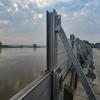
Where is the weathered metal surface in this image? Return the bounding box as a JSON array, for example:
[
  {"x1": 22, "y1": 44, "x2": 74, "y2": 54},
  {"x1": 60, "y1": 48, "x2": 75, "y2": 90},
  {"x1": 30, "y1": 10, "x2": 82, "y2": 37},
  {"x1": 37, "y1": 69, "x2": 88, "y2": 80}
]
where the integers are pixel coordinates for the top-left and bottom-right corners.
[{"x1": 10, "y1": 72, "x2": 52, "y2": 100}]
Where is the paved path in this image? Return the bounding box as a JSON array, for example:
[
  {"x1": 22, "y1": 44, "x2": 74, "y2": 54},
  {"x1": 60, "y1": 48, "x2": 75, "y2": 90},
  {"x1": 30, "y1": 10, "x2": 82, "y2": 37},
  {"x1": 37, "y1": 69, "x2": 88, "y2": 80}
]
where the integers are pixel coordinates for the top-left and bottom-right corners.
[
  {"x1": 93, "y1": 49, "x2": 100, "y2": 100},
  {"x1": 93, "y1": 49, "x2": 100, "y2": 82}
]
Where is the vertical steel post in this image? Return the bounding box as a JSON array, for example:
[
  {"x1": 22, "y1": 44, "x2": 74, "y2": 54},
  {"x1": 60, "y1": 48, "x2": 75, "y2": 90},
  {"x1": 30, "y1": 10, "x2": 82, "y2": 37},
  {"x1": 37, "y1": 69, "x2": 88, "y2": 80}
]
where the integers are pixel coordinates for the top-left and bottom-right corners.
[
  {"x1": 47, "y1": 10, "x2": 62, "y2": 100},
  {"x1": 70, "y1": 34, "x2": 75, "y2": 49},
  {"x1": 47, "y1": 10, "x2": 57, "y2": 71},
  {"x1": 47, "y1": 10, "x2": 57, "y2": 100},
  {"x1": 47, "y1": 11, "x2": 54, "y2": 71}
]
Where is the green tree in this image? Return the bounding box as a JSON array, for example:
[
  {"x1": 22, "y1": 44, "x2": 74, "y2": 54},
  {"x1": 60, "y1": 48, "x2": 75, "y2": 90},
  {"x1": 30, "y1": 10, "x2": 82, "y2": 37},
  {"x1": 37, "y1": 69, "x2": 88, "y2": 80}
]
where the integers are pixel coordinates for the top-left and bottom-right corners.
[{"x1": 33, "y1": 44, "x2": 37, "y2": 48}]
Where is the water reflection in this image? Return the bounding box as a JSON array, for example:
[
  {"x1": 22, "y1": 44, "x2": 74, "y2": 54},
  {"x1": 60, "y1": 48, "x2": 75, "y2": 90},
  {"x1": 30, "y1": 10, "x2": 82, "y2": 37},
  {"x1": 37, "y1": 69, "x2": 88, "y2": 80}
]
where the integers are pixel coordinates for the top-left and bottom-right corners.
[
  {"x1": 0, "y1": 48, "x2": 2, "y2": 54},
  {"x1": 0, "y1": 48, "x2": 46, "y2": 100},
  {"x1": 33, "y1": 47, "x2": 37, "y2": 51}
]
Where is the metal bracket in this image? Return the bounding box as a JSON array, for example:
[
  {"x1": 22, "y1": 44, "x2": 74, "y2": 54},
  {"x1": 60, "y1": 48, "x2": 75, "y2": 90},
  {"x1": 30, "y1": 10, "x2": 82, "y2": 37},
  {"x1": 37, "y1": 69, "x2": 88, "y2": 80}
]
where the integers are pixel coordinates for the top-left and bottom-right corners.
[
  {"x1": 53, "y1": 68, "x2": 63, "y2": 99},
  {"x1": 55, "y1": 15, "x2": 61, "y2": 32}
]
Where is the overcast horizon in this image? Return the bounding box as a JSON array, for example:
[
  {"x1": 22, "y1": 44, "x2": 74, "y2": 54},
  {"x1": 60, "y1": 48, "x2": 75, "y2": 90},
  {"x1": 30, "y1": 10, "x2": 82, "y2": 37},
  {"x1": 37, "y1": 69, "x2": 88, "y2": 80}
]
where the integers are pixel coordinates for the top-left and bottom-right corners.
[{"x1": 0, "y1": 0, "x2": 100, "y2": 45}]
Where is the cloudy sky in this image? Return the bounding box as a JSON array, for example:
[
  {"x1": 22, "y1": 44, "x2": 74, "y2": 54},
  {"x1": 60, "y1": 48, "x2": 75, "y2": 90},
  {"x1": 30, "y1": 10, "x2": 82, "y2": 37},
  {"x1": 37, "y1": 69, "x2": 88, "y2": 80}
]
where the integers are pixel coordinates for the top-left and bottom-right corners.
[{"x1": 0, "y1": 0, "x2": 100, "y2": 45}]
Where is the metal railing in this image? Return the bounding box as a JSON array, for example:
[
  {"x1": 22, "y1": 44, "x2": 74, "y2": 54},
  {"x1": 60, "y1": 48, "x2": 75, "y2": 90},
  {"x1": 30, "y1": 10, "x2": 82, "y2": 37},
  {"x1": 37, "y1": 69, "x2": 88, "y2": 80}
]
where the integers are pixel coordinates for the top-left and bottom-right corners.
[{"x1": 10, "y1": 10, "x2": 96, "y2": 100}]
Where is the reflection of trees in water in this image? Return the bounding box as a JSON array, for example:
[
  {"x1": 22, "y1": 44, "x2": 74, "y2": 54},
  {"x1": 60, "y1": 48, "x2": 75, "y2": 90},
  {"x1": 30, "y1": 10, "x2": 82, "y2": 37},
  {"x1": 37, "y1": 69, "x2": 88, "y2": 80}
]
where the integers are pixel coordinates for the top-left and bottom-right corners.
[
  {"x1": 33, "y1": 47, "x2": 37, "y2": 51},
  {"x1": 0, "y1": 48, "x2": 45, "y2": 99},
  {"x1": 0, "y1": 79, "x2": 29, "y2": 100},
  {"x1": 0, "y1": 41, "x2": 2, "y2": 54},
  {"x1": 0, "y1": 48, "x2": 2, "y2": 54}
]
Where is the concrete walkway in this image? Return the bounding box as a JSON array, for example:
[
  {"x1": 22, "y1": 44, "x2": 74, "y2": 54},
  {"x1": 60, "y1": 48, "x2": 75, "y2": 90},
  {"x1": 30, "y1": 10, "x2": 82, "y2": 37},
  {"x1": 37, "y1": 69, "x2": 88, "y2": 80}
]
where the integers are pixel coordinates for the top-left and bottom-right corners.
[
  {"x1": 93, "y1": 49, "x2": 100, "y2": 82},
  {"x1": 93, "y1": 49, "x2": 100, "y2": 100}
]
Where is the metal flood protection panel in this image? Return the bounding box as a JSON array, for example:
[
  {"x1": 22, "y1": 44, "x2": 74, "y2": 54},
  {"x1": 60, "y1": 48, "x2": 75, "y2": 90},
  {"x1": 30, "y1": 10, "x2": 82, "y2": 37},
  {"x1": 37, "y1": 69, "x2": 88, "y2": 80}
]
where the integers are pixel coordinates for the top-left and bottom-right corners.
[
  {"x1": 48, "y1": 10, "x2": 96, "y2": 100},
  {"x1": 10, "y1": 72, "x2": 52, "y2": 100},
  {"x1": 10, "y1": 10, "x2": 97, "y2": 100}
]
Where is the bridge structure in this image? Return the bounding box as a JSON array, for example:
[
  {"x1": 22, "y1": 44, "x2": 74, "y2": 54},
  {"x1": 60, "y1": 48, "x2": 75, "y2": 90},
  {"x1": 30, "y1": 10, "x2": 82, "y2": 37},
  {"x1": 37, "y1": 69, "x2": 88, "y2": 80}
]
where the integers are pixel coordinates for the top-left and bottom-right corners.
[{"x1": 10, "y1": 10, "x2": 97, "y2": 100}]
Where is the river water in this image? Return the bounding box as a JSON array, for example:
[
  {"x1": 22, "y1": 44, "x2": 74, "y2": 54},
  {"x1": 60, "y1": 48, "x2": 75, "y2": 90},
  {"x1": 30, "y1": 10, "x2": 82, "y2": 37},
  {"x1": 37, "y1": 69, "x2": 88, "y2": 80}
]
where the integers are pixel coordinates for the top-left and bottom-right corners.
[{"x1": 0, "y1": 48, "x2": 46, "y2": 100}]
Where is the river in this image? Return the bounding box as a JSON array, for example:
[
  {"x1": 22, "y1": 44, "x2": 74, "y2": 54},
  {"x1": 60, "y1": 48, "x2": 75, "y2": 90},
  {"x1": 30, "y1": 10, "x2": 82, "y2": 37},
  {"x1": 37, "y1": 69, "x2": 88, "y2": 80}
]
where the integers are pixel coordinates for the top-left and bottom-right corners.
[{"x1": 0, "y1": 48, "x2": 46, "y2": 100}]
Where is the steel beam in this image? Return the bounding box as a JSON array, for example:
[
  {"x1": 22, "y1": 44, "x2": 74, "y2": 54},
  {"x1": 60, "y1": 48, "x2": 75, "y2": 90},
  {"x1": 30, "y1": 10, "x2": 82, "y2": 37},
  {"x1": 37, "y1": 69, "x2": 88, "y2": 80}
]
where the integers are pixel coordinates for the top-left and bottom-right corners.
[{"x1": 58, "y1": 27, "x2": 96, "y2": 100}]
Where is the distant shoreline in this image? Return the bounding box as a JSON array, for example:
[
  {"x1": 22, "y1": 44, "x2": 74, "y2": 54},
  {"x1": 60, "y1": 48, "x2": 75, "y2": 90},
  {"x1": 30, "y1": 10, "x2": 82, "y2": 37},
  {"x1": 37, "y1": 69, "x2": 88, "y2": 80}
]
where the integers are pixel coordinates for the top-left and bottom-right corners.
[
  {"x1": 0, "y1": 45, "x2": 46, "y2": 48},
  {"x1": 96, "y1": 48, "x2": 100, "y2": 50}
]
